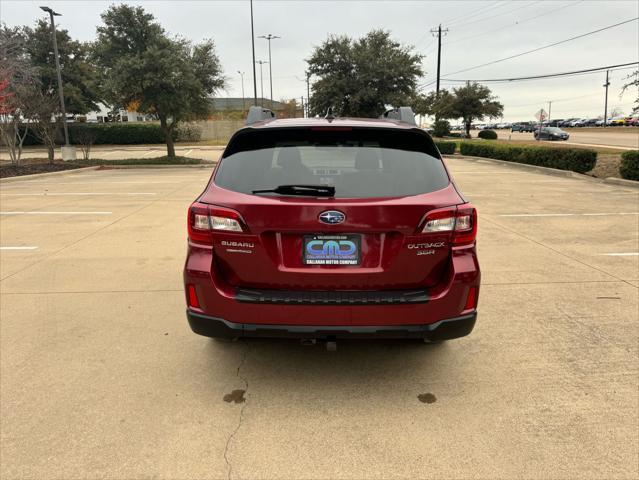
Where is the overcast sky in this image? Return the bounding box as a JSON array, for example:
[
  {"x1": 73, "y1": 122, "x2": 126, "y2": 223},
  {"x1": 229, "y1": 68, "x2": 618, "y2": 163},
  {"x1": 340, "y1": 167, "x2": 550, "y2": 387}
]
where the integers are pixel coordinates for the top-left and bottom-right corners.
[{"x1": 1, "y1": 0, "x2": 638, "y2": 121}]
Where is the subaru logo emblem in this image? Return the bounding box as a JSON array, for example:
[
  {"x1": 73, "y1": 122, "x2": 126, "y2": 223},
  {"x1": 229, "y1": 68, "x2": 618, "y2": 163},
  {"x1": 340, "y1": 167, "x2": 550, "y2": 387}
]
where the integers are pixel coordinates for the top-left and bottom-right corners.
[{"x1": 319, "y1": 210, "x2": 345, "y2": 224}]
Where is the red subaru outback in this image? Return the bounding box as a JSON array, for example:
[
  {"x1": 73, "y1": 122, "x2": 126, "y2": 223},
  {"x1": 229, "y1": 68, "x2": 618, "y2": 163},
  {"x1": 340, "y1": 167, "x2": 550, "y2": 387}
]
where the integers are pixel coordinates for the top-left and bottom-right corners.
[{"x1": 184, "y1": 107, "x2": 479, "y2": 343}]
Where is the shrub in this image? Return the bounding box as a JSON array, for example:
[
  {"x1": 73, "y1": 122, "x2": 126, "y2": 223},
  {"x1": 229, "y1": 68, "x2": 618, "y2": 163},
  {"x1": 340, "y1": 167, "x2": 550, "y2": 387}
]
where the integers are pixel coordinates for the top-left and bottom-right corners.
[
  {"x1": 432, "y1": 120, "x2": 451, "y2": 138},
  {"x1": 478, "y1": 129, "x2": 498, "y2": 140},
  {"x1": 175, "y1": 122, "x2": 202, "y2": 142},
  {"x1": 435, "y1": 141, "x2": 456, "y2": 155},
  {"x1": 619, "y1": 150, "x2": 639, "y2": 180},
  {"x1": 68, "y1": 123, "x2": 171, "y2": 144},
  {"x1": 459, "y1": 142, "x2": 597, "y2": 173}
]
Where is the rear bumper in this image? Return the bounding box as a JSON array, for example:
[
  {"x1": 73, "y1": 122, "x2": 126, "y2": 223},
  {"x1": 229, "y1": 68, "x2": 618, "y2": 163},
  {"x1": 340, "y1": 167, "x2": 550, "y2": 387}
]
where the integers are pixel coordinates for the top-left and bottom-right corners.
[{"x1": 187, "y1": 310, "x2": 477, "y2": 341}]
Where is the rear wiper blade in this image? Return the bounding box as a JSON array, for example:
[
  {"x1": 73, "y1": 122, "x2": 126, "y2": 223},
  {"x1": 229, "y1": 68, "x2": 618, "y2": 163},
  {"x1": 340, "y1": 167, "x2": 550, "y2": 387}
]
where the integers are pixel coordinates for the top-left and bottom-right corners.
[{"x1": 252, "y1": 184, "x2": 336, "y2": 197}]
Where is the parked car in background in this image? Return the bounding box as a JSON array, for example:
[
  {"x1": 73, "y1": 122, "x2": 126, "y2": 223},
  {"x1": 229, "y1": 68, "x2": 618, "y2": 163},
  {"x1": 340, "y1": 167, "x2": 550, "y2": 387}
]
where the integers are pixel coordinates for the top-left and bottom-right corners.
[
  {"x1": 534, "y1": 127, "x2": 569, "y2": 141},
  {"x1": 558, "y1": 118, "x2": 576, "y2": 127},
  {"x1": 546, "y1": 119, "x2": 564, "y2": 127},
  {"x1": 624, "y1": 116, "x2": 638, "y2": 126},
  {"x1": 511, "y1": 122, "x2": 535, "y2": 133},
  {"x1": 610, "y1": 116, "x2": 626, "y2": 126}
]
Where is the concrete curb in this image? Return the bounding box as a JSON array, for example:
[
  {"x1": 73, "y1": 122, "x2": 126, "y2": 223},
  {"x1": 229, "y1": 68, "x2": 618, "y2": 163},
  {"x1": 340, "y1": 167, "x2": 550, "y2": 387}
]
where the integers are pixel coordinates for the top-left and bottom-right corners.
[
  {"x1": 603, "y1": 177, "x2": 639, "y2": 188},
  {"x1": 444, "y1": 154, "x2": 597, "y2": 182},
  {"x1": 0, "y1": 166, "x2": 101, "y2": 184},
  {"x1": 97, "y1": 164, "x2": 215, "y2": 170}
]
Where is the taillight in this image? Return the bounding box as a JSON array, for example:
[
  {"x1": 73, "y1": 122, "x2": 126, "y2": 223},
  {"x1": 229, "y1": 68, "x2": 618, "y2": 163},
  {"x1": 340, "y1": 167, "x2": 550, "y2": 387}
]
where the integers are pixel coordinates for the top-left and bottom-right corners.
[
  {"x1": 453, "y1": 206, "x2": 477, "y2": 246},
  {"x1": 422, "y1": 204, "x2": 477, "y2": 246},
  {"x1": 188, "y1": 202, "x2": 246, "y2": 244}
]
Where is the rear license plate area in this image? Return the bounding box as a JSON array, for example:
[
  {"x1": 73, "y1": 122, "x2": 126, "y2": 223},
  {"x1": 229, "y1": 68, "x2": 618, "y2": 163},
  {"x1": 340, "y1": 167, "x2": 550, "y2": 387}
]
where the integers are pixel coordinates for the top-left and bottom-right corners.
[{"x1": 303, "y1": 234, "x2": 361, "y2": 266}]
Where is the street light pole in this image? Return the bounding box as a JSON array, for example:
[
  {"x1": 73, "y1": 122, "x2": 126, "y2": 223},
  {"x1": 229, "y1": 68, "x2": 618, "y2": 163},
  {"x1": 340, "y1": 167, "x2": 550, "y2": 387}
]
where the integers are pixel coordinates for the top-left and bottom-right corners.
[
  {"x1": 237, "y1": 71, "x2": 246, "y2": 114},
  {"x1": 258, "y1": 34, "x2": 280, "y2": 109},
  {"x1": 40, "y1": 6, "x2": 69, "y2": 147},
  {"x1": 249, "y1": 0, "x2": 257, "y2": 105},
  {"x1": 255, "y1": 61, "x2": 268, "y2": 107}
]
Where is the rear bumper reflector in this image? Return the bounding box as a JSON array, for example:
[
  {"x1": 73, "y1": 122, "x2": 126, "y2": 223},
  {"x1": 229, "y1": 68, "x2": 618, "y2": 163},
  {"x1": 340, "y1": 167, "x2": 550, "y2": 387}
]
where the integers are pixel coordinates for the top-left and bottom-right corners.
[{"x1": 235, "y1": 288, "x2": 429, "y2": 305}]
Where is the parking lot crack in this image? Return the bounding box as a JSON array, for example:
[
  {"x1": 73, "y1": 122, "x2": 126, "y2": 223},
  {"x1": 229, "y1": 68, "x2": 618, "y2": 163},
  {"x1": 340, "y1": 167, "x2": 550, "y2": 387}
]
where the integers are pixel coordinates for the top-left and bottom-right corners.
[{"x1": 223, "y1": 341, "x2": 250, "y2": 480}]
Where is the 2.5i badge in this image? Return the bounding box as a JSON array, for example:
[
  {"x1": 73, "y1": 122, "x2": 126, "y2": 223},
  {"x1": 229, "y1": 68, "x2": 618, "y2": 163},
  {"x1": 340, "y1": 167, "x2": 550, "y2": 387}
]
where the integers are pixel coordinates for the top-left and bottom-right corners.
[{"x1": 303, "y1": 235, "x2": 361, "y2": 265}]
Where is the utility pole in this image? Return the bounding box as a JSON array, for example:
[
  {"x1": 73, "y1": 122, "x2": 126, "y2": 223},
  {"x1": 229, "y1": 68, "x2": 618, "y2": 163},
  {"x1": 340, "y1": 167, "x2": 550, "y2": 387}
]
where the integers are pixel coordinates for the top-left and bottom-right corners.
[
  {"x1": 256, "y1": 61, "x2": 268, "y2": 107},
  {"x1": 300, "y1": 97, "x2": 304, "y2": 118},
  {"x1": 603, "y1": 69, "x2": 610, "y2": 127},
  {"x1": 41, "y1": 6, "x2": 73, "y2": 158},
  {"x1": 547, "y1": 101, "x2": 552, "y2": 125},
  {"x1": 306, "y1": 71, "x2": 310, "y2": 117},
  {"x1": 237, "y1": 71, "x2": 246, "y2": 114},
  {"x1": 430, "y1": 24, "x2": 448, "y2": 94},
  {"x1": 250, "y1": 0, "x2": 257, "y2": 105},
  {"x1": 258, "y1": 34, "x2": 280, "y2": 109},
  {"x1": 295, "y1": 72, "x2": 312, "y2": 117}
]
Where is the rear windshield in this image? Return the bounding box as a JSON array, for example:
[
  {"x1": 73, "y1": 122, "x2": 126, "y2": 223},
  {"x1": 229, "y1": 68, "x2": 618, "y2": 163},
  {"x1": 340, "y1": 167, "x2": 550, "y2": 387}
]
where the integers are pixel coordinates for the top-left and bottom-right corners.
[{"x1": 214, "y1": 127, "x2": 449, "y2": 198}]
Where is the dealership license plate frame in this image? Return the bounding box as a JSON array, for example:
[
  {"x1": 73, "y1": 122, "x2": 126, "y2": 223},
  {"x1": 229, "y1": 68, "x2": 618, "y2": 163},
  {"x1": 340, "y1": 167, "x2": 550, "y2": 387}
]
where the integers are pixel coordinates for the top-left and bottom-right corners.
[{"x1": 302, "y1": 234, "x2": 361, "y2": 266}]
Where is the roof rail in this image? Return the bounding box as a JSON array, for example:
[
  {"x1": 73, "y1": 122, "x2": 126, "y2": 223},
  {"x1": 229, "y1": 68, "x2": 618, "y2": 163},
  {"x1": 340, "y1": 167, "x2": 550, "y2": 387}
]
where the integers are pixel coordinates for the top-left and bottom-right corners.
[
  {"x1": 246, "y1": 106, "x2": 276, "y2": 125},
  {"x1": 380, "y1": 106, "x2": 416, "y2": 126}
]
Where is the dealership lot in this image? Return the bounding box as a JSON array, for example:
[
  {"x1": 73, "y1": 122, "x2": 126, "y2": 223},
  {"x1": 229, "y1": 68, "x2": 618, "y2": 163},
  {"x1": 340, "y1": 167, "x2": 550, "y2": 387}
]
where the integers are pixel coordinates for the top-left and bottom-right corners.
[{"x1": 1, "y1": 160, "x2": 637, "y2": 478}]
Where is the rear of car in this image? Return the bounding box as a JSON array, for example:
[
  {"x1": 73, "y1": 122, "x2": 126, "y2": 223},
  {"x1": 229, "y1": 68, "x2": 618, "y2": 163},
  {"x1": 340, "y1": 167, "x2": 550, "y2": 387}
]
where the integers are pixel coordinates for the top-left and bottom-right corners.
[
  {"x1": 184, "y1": 113, "x2": 480, "y2": 342},
  {"x1": 535, "y1": 127, "x2": 569, "y2": 140}
]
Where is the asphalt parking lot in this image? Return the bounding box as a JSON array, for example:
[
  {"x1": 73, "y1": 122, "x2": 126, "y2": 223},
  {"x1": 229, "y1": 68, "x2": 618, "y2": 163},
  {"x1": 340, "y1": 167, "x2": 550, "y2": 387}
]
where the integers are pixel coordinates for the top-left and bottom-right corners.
[
  {"x1": 483, "y1": 128, "x2": 639, "y2": 150},
  {"x1": 1, "y1": 159, "x2": 638, "y2": 479}
]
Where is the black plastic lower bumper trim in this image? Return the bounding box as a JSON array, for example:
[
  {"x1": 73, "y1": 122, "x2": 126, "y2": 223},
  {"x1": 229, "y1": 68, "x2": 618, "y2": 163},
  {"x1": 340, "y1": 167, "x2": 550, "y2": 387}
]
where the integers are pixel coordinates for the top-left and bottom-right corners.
[
  {"x1": 235, "y1": 287, "x2": 429, "y2": 305},
  {"x1": 186, "y1": 310, "x2": 476, "y2": 341}
]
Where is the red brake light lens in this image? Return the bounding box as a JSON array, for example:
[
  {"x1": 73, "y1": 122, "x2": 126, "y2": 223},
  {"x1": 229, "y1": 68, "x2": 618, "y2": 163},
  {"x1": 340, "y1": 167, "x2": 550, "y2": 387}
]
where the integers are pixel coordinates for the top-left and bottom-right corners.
[
  {"x1": 188, "y1": 203, "x2": 246, "y2": 244},
  {"x1": 421, "y1": 204, "x2": 477, "y2": 246},
  {"x1": 453, "y1": 206, "x2": 477, "y2": 246}
]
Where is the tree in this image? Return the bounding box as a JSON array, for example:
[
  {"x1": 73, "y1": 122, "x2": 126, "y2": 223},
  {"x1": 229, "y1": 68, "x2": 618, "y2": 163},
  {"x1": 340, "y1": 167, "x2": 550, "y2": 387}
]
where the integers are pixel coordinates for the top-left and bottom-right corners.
[
  {"x1": 24, "y1": 19, "x2": 101, "y2": 115},
  {"x1": 280, "y1": 98, "x2": 300, "y2": 118},
  {"x1": 412, "y1": 90, "x2": 456, "y2": 118},
  {"x1": 422, "y1": 82, "x2": 503, "y2": 137},
  {"x1": 621, "y1": 70, "x2": 638, "y2": 114},
  {"x1": 94, "y1": 5, "x2": 224, "y2": 157},
  {"x1": 307, "y1": 30, "x2": 423, "y2": 118},
  {"x1": 610, "y1": 107, "x2": 624, "y2": 117},
  {"x1": 28, "y1": 89, "x2": 60, "y2": 162},
  {"x1": 0, "y1": 25, "x2": 45, "y2": 164}
]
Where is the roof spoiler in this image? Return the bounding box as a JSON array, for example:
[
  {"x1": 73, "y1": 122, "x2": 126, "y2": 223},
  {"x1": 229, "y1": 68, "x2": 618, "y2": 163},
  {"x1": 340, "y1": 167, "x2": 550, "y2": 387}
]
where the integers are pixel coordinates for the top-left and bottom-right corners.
[
  {"x1": 380, "y1": 106, "x2": 417, "y2": 126},
  {"x1": 246, "y1": 106, "x2": 276, "y2": 125}
]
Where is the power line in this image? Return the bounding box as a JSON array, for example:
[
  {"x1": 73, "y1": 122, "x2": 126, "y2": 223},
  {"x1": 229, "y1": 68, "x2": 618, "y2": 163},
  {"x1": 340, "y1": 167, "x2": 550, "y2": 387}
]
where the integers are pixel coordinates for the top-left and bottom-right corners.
[
  {"x1": 445, "y1": 1, "x2": 505, "y2": 28},
  {"x1": 440, "y1": 62, "x2": 639, "y2": 83},
  {"x1": 448, "y1": 1, "x2": 538, "y2": 30},
  {"x1": 444, "y1": 0, "x2": 583, "y2": 46},
  {"x1": 441, "y1": 17, "x2": 638, "y2": 77}
]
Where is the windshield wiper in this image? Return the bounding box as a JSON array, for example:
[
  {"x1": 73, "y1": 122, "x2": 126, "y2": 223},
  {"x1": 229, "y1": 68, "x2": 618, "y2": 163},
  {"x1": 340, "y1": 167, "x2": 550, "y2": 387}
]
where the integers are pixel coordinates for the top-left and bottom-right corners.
[{"x1": 252, "y1": 184, "x2": 336, "y2": 197}]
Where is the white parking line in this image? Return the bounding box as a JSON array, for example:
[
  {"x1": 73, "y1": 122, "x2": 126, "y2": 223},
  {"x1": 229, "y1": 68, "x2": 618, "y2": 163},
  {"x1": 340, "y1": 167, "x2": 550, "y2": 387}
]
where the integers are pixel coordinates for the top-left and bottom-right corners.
[
  {"x1": 0, "y1": 211, "x2": 112, "y2": 215},
  {"x1": 0, "y1": 192, "x2": 156, "y2": 196},
  {"x1": 499, "y1": 213, "x2": 639, "y2": 217},
  {"x1": 452, "y1": 171, "x2": 520, "y2": 174},
  {"x1": 0, "y1": 246, "x2": 39, "y2": 250},
  {"x1": 600, "y1": 253, "x2": 639, "y2": 256}
]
